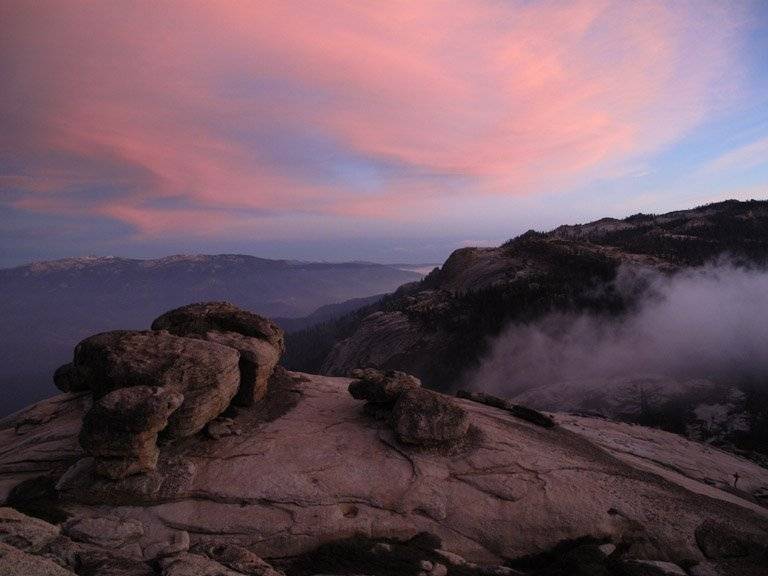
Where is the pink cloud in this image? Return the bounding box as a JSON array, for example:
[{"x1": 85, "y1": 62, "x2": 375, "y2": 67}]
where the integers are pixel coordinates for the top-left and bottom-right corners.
[{"x1": 1, "y1": 1, "x2": 748, "y2": 237}]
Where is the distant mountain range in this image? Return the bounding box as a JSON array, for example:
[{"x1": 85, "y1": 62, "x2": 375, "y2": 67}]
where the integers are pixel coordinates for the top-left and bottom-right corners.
[{"x1": 0, "y1": 254, "x2": 421, "y2": 415}]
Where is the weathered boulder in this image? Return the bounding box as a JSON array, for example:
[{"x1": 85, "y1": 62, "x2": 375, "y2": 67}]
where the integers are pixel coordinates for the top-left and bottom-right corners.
[
  {"x1": 205, "y1": 332, "x2": 281, "y2": 406},
  {"x1": 348, "y1": 368, "x2": 421, "y2": 404},
  {"x1": 79, "y1": 386, "x2": 183, "y2": 479},
  {"x1": 52, "y1": 363, "x2": 87, "y2": 393},
  {"x1": 56, "y1": 330, "x2": 240, "y2": 438},
  {"x1": 151, "y1": 302, "x2": 284, "y2": 351},
  {"x1": 151, "y1": 302, "x2": 285, "y2": 406},
  {"x1": 347, "y1": 368, "x2": 467, "y2": 447},
  {"x1": 391, "y1": 387, "x2": 470, "y2": 446}
]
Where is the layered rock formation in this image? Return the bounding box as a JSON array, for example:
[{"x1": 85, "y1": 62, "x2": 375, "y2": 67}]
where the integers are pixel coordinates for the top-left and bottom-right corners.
[
  {"x1": 1, "y1": 332, "x2": 768, "y2": 575},
  {"x1": 152, "y1": 302, "x2": 285, "y2": 406},
  {"x1": 51, "y1": 302, "x2": 284, "y2": 479}
]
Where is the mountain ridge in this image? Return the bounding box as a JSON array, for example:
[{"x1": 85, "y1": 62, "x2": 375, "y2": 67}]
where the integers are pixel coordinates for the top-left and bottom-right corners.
[
  {"x1": 280, "y1": 200, "x2": 768, "y2": 461},
  {"x1": 312, "y1": 199, "x2": 768, "y2": 381}
]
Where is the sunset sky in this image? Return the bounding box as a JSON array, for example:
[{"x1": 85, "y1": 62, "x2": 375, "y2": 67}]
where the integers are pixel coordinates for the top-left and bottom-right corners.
[{"x1": 2, "y1": 1, "x2": 767, "y2": 266}]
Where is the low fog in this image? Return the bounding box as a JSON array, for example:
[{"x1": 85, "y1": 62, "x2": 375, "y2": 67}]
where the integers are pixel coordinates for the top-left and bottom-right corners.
[{"x1": 470, "y1": 261, "x2": 768, "y2": 396}]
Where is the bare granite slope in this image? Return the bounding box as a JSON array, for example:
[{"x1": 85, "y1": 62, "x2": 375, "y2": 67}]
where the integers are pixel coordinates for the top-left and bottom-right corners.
[{"x1": 1, "y1": 370, "x2": 767, "y2": 575}]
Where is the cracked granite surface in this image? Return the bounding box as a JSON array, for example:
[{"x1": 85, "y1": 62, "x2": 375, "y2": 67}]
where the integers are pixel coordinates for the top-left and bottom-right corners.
[{"x1": 1, "y1": 371, "x2": 767, "y2": 565}]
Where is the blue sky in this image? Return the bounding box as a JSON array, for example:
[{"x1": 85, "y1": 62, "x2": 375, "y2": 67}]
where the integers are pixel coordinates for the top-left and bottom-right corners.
[{"x1": 1, "y1": 1, "x2": 767, "y2": 267}]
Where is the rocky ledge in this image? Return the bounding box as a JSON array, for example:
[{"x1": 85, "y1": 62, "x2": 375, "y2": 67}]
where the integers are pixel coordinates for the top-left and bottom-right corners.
[{"x1": 1, "y1": 304, "x2": 768, "y2": 575}]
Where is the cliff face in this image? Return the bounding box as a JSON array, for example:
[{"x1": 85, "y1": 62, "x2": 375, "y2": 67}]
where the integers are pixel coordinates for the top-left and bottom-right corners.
[
  {"x1": 315, "y1": 200, "x2": 768, "y2": 389},
  {"x1": 2, "y1": 371, "x2": 768, "y2": 575}
]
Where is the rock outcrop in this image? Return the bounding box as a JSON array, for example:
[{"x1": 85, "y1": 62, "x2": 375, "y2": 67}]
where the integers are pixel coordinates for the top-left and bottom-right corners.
[
  {"x1": 152, "y1": 302, "x2": 285, "y2": 405},
  {"x1": 391, "y1": 388, "x2": 470, "y2": 446},
  {"x1": 54, "y1": 330, "x2": 241, "y2": 438},
  {"x1": 49, "y1": 303, "x2": 284, "y2": 479},
  {"x1": 152, "y1": 301, "x2": 285, "y2": 351},
  {"x1": 348, "y1": 368, "x2": 470, "y2": 447},
  {"x1": 79, "y1": 386, "x2": 183, "y2": 479},
  {"x1": 348, "y1": 368, "x2": 421, "y2": 404}
]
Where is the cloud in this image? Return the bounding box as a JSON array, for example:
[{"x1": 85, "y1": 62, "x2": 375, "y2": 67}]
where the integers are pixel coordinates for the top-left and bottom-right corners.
[
  {"x1": 706, "y1": 136, "x2": 768, "y2": 174},
  {"x1": 469, "y1": 262, "x2": 768, "y2": 398},
  {"x1": 0, "y1": 1, "x2": 750, "y2": 238}
]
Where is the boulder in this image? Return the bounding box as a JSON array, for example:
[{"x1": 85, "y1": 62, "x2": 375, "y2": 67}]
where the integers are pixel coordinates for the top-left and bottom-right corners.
[
  {"x1": 204, "y1": 332, "x2": 281, "y2": 406},
  {"x1": 151, "y1": 302, "x2": 284, "y2": 352},
  {"x1": 60, "y1": 330, "x2": 240, "y2": 438},
  {"x1": 391, "y1": 387, "x2": 470, "y2": 446},
  {"x1": 348, "y1": 368, "x2": 421, "y2": 404},
  {"x1": 52, "y1": 363, "x2": 87, "y2": 393},
  {"x1": 79, "y1": 386, "x2": 183, "y2": 479},
  {"x1": 151, "y1": 302, "x2": 285, "y2": 406}
]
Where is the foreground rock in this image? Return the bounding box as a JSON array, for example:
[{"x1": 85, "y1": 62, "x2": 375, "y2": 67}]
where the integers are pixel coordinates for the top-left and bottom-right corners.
[
  {"x1": 348, "y1": 368, "x2": 421, "y2": 404},
  {"x1": 152, "y1": 302, "x2": 285, "y2": 406},
  {"x1": 456, "y1": 390, "x2": 555, "y2": 429},
  {"x1": 48, "y1": 302, "x2": 286, "y2": 480},
  {"x1": 2, "y1": 373, "x2": 768, "y2": 575},
  {"x1": 391, "y1": 388, "x2": 470, "y2": 446},
  {"x1": 79, "y1": 386, "x2": 183, "y2": 479},
  {"x1": 54, "y1": 330, "x2": 241, "y2": 438},
  {"x1": 348, "y1": 368, "x2": 470, "y2": 447},
  {"x1": 152, "y1": 302, "x2": 285, "y2": 351}
]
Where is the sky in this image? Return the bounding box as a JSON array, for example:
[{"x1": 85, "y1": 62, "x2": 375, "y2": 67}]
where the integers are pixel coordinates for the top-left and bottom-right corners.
[{"x1": 1, "y1": 0, "x2": 768, "y2": 267}]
